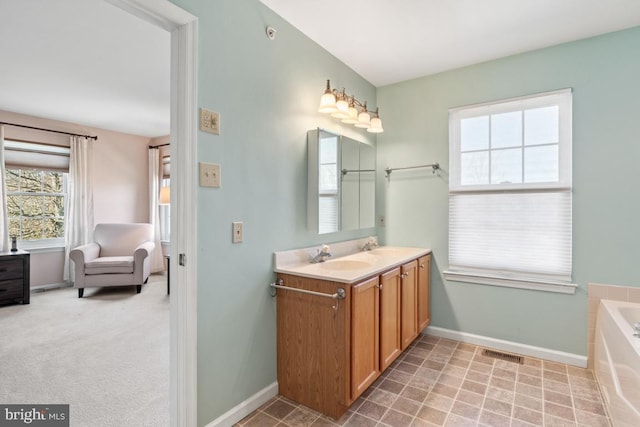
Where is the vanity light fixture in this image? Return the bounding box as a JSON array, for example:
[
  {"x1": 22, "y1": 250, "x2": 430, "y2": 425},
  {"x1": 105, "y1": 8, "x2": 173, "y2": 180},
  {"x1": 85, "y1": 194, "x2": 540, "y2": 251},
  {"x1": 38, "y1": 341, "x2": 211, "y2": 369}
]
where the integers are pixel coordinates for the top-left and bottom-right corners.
[{"x1": 317, "y1": 80, "x2": 384, "y2": 133}]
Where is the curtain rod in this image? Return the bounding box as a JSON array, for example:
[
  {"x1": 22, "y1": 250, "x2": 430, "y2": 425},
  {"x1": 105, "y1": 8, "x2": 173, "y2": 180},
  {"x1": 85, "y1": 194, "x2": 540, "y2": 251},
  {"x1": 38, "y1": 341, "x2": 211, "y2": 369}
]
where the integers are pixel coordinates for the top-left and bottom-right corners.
[
  {"x1": 0, "y1": 122, "x2": 98, "y2": 140},
  {"x1": 148, "y1": 143, "x2": 170, "y2": 149}
]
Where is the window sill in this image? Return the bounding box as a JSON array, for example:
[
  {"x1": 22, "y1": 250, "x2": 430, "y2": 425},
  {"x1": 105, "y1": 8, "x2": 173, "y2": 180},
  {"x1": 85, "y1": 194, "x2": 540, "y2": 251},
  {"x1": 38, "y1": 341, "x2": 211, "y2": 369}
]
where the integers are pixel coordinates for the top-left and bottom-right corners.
[
  {"x1": 443, "y1": 270, "x2": 577, "y2": 294},
  {"x1": 17, "y1": 242, "x2": 65, "y2": 253}
]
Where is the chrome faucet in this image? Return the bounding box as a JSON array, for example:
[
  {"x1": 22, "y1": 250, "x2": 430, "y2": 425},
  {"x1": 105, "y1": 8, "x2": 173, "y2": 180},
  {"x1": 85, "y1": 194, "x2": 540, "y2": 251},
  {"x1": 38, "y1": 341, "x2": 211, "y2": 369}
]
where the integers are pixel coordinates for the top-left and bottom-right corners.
[
  {"x1": 311, "y1": 245, "x2": 332, "y2": 263},
  {"x1": 361, "y1": 237, "x2": 378, "y2": 251},
  {"x1": 634, "y1": 322, "x2": 640, "y2": 337}
]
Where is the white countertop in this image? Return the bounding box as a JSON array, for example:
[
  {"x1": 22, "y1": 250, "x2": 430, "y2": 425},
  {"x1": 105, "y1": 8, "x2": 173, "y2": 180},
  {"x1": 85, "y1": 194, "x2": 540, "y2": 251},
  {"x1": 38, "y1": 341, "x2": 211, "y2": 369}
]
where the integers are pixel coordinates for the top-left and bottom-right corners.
[{"x1": 274, "y1": 243, "x2": 431, "y2": 284}]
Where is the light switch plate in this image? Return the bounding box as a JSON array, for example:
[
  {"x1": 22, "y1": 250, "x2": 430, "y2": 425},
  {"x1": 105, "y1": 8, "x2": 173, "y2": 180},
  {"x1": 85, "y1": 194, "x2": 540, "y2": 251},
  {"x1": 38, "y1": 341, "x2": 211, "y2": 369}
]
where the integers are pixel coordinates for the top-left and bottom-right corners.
[
  {"x1": 199, "y1": 162, "x2": 221, "y2": 188},
  {"x1": 232, "y1": 222, "x2": 243, "y2": 243},
  {"x1": 200, "y1": 108, "x2": 220, "y2": 134}
]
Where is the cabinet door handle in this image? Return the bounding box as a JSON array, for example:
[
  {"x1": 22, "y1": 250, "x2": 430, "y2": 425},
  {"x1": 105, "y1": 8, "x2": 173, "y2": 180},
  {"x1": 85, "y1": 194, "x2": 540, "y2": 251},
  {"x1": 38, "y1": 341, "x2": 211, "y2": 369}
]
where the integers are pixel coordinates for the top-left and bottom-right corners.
[
  {"x1": 420, "y1": 264, "x2": 425, "y2": 269},
  {"x1": 377, "y1": 283, "x2": 382, "y2": 290}
]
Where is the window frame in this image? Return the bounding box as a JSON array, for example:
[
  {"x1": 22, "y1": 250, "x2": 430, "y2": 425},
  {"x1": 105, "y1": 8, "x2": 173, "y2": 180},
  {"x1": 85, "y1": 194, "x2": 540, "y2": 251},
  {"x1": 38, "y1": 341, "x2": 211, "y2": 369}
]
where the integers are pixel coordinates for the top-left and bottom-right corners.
[
  {"x1": 449, "y1": 88, "x2": 572, "y2": 193},
  {"x1": 444, "y1": 89, "x2": 576, "y2": 294},
  {"x1": 6, "y1": 168, "x2": 68, "y2": 250}
]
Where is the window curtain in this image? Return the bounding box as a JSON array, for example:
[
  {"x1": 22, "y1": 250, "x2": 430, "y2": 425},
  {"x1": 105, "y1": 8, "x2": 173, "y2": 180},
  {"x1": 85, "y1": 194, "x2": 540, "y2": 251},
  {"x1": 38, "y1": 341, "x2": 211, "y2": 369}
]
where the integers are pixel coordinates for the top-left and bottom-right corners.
[
  {"x1": 0, "y1": 126, "x2": 10, "y2": 251},
  {"x1": 64, "y1": 136, "x2": 94, "y2": 282},
  {"x1": 149, "y1": 148, "x2": 164, "y2": 273}
]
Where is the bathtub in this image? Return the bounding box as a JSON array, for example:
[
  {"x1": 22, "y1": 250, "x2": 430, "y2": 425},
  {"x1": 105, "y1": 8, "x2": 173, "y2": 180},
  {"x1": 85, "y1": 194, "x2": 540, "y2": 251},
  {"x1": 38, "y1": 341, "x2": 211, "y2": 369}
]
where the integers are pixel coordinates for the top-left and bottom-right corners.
[{"x1": 594, "y1": 299, "x2": 640, "y2": 427}]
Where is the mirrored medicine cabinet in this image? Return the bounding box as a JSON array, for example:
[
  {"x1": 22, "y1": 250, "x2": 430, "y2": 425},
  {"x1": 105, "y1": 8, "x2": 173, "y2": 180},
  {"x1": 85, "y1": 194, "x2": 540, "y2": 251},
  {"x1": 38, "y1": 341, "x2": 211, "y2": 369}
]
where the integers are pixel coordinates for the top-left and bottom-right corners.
[{"x1": 307, "y1": 128, "x2": 376, "y2": 234}]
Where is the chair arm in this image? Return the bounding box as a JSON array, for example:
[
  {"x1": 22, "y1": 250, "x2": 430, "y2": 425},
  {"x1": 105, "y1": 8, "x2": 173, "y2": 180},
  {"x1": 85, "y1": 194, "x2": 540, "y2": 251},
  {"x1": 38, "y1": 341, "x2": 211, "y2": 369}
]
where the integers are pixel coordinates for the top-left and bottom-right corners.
[
  {"x1": 133, "y1": 241, "x2": 155, "y2": 284},
  {"x1": 134, "y1": 241, "x2": 155, "y2": 264},
  {"x1": 69, "y1": 242, "x2": 101, "y2": 265},
  {"x1": 69, "y1": 243, "x2": 100, "y2": 288}
]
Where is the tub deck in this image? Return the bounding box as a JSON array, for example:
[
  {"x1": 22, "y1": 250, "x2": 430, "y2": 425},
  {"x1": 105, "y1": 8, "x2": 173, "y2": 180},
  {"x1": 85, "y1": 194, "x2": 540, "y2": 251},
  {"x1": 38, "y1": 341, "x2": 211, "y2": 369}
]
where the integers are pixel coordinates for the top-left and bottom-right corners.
[{"x1": 594, "y1": 299, "x2": 640, "y2": 426}]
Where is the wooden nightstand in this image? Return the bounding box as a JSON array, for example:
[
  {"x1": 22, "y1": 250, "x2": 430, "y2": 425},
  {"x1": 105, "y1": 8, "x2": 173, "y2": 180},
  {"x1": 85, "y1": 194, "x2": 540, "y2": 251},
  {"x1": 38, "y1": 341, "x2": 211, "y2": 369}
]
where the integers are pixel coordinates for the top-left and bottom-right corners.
[{"x1": 0, "y1": 250, "x2": 30, "y2": 306}]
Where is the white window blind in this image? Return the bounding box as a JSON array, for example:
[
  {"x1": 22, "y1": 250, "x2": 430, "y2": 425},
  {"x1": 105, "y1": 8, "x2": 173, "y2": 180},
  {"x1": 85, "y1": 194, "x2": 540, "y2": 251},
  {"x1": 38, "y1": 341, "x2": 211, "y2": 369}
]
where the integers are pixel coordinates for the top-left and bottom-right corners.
[
  {"x1": 4, "y1": 140, "x2": 70, "y2": 172},
  {"x1": 318, "y1": 196, "x2": 338, "y2": 234},
  {"x1": 446, "y1": 89, "x2": 575, "y2": 292}
]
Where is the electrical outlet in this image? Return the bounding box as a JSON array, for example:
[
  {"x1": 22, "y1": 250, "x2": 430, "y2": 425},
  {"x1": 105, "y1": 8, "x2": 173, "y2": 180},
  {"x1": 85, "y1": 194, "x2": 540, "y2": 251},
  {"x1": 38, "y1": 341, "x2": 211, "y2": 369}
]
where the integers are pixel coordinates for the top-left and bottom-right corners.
[
  {"x1": 232, "y1": 222, "x2": 243, "y2": 243},
  {"x1": 200, "y1": 108, "x2": 220, "y2": 134},
  {"x1": 378, "y1": 215, "x2": 386, "y2": 227},
  {"x1": 199, "y1": 162, "x2": 221, "y2": 188}
]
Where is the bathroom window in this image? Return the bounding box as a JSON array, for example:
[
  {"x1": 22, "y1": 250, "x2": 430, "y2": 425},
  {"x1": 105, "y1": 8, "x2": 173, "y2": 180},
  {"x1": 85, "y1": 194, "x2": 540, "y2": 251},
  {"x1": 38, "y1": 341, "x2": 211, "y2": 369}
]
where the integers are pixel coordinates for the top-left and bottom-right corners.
[{"x1": 445, "y1": 89, "x2": 576, "y2": 293}]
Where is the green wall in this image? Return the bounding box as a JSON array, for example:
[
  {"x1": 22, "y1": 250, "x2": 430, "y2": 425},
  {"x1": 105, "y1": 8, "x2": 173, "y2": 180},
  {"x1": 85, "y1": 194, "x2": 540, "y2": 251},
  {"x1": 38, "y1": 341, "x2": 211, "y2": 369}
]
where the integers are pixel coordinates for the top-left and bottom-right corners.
[
  {"x1": 169, "y1": 0, "x2": 640, "y2": 422},
  {"x1": 169, "y1": 0, "x2": 376, "y2": 424},
  {"x1": 376, "y1": 26, "x2": 640, "y2": 356}
]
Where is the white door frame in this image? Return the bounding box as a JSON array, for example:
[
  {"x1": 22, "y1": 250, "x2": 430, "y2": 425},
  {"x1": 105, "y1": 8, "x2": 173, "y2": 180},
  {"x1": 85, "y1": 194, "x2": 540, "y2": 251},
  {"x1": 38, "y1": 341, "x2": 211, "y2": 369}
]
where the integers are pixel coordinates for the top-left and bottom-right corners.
[{"x1": 105, "y1": 1, "x2": 198, "y2": 426}]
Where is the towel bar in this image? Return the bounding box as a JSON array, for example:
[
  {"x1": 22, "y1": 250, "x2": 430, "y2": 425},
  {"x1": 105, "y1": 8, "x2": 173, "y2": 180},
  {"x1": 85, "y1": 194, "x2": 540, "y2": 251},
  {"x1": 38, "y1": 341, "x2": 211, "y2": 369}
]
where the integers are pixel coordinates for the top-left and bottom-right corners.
[{"x1": 269, "y1": 279, "x2": 346, "y2": 300}]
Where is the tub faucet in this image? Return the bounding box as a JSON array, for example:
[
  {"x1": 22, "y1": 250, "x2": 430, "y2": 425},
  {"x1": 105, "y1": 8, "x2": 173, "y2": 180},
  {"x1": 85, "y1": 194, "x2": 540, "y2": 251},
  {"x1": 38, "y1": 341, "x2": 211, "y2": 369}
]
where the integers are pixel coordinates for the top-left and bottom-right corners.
[
  {"x1": 634, "y1": 322, "x2": 640, "y2": 337},
  {"x1": 311, "y1": 245, "x2": 332, "y2": 263}
]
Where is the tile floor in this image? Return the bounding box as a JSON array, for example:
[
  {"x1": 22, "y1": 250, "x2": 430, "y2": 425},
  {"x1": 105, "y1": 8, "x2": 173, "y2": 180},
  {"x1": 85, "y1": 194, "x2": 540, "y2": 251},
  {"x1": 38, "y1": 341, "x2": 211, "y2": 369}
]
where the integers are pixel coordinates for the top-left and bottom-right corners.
[{"x1": 235, "y1": 335, "x2": 611, "y2": 427}]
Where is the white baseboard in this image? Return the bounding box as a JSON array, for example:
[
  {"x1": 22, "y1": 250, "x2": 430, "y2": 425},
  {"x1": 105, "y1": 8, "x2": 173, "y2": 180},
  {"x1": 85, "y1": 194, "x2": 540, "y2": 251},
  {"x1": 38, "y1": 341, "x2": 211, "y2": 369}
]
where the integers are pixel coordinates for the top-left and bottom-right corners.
[
  {"x1": 31, "y1": 282, "x2": 72, "y2": 292},
  {"x1": 424, "y1": 326, "x2": 588, "y2": 368},
  {"x1": 204, "y1": 382, "x2": 278, "y2": 427}
]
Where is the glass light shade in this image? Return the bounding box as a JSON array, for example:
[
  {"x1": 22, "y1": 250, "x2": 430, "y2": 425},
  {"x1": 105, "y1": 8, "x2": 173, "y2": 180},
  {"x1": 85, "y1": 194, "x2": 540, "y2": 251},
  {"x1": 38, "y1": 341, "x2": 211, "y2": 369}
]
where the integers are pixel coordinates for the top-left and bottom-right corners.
[
  {"x1": 355, "y1": 111, "x2": 371, "y2": 128},
  {"x1": 318, "y1": 92, "x2": 337, "y2": 113},
  {"x1": 159, "y1": 186, "x2": 170, "y2": 204},
  {"x1": 367, "y1": 117, "x2": 384, "y2": 133},
  {"x1": 341, "y1": 106, "x2": 359, "y2": 124},
  {"x1": 331, "y1": 98, "x2": 350, "y2": 118}
]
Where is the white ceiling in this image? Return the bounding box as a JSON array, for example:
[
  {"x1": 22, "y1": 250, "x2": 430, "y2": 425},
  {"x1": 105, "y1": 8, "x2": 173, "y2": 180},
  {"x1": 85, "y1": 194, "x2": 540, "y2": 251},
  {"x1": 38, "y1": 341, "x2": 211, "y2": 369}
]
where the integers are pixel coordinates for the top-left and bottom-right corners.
[
  {"x1": 2, "y1": 1, "x2": 639, "y2": 138},
  {"x1": 0, "y1": 0, "x2": 170, "y2": 138},
  {"x1": 260, "y1": 0, "x2": 640, "y2": 87}
]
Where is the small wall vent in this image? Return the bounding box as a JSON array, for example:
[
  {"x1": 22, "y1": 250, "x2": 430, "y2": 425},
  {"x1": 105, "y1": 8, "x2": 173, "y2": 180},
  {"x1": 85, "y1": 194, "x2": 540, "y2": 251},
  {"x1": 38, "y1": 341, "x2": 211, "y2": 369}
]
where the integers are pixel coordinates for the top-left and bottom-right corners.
[{"x1": 481, "y1": 349, "x2": 524, "y2": 364}]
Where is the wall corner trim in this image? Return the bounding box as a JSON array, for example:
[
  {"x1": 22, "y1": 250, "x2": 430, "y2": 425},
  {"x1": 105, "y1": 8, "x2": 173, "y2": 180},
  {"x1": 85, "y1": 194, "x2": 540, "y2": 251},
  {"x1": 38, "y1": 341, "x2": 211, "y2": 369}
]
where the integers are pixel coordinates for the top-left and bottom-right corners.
[
  {"x1": 204, "y1": 382, "x2": 278, "y2": 427},
  {"x1": 424, "y1": 326, "x2": 588, "y2": 368}
]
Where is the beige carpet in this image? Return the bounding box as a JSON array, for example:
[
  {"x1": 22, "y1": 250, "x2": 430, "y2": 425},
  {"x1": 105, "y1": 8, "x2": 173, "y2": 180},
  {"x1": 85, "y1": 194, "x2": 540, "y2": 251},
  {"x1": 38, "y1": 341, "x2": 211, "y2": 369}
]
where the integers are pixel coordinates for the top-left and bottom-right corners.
[{"x1": 0, "y1": 274, "x2": 169, "y2": 427}]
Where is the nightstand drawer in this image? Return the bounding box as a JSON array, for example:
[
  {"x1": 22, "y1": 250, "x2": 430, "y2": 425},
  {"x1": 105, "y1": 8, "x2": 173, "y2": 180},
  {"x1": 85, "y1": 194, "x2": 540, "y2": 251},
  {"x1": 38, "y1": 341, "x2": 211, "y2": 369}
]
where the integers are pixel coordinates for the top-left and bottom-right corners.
[
  {"x1": 0, "y1": 258, "x2": 25, "y2": 280},
  {"x1": 0, "y1": 279, "x2": 25, "y2": 300},
  {"x1": 0, "y1": 251, "x2": 30, "y2": 306}
]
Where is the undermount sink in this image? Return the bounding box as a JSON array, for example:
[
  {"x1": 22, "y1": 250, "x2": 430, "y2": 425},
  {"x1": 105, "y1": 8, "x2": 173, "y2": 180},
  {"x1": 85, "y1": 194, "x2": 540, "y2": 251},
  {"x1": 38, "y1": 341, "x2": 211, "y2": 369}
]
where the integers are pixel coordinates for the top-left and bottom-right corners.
[
  {"x1": 319, "y1": 260, "x2": 372, "y2": 271},
  {"x1": 366, "y1": 247, "x2": 406, "y2": 256}
]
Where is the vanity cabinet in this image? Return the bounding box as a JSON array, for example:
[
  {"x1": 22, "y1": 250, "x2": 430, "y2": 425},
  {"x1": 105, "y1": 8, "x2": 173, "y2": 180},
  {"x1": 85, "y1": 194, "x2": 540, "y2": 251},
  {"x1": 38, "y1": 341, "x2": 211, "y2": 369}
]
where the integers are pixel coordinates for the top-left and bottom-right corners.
[{"x1": 276, "y1": 253, "x2": 431, "y2": 419}]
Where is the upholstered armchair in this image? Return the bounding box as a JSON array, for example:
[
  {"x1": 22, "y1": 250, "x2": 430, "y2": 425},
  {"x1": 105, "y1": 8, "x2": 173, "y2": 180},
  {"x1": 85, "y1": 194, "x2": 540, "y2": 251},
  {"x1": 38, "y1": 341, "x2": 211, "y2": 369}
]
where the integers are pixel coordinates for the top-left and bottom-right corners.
[{"x1": 69, "y1": 223, "x2": 155, "y2": 298}]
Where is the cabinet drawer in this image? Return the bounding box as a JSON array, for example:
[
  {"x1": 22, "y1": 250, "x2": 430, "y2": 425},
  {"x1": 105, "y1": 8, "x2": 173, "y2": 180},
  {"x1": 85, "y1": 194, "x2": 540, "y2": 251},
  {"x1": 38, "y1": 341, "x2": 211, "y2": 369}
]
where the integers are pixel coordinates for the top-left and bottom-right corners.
[
  {"x1": 0, "y1": 279, "x2": 25, "y2": 300},
  {"x1": 0, "y1": 258, "x2": 24, "y2": 280}
]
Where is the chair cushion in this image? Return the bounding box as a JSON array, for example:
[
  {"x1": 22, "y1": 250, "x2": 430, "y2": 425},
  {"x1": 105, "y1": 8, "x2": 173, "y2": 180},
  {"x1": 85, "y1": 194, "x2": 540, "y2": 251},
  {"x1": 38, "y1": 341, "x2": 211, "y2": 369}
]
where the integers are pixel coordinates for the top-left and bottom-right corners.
[
  {"x1": 85, "y1": 256, "x2": 134, "y2": 274},
  {"x1": 93, "y1": 223, "x2": 154, "y2": 257}
]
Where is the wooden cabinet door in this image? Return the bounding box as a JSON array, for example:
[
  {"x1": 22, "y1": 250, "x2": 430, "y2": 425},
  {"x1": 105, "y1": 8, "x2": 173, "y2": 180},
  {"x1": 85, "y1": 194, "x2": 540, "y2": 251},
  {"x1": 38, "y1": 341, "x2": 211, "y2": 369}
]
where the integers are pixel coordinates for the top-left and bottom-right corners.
[
  {"x1": 417, "y1": 254, "x2": 431, "y2": 332},
  {"x1": 379, "y1": 267, "x2": 401, "y2": 371},
  {"x1": 400, "y1": 260, "x2": 418, "y2": 350},
  {"x1": 276, "y1": 274, "x2": 349, "y2": 419},
  {"x1": 351, "y1": 276, "x2": 380, "y2": 399}
]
